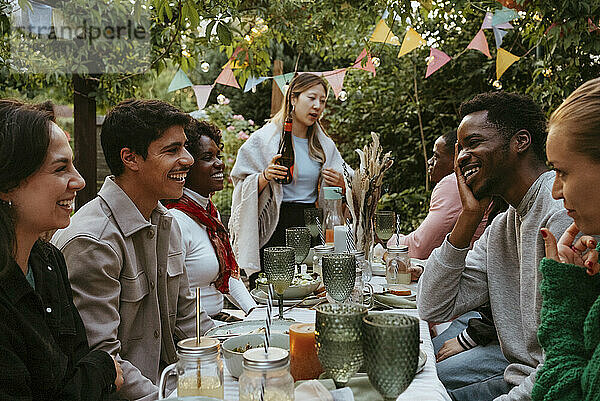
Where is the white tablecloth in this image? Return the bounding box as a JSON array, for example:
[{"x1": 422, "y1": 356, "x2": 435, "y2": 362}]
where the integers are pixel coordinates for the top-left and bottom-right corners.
[{"x1": 216, "y1": 276, "x2": 451, "y2": 401}]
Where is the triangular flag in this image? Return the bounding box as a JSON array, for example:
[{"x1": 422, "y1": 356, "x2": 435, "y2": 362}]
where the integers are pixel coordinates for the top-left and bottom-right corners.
[
  {"x1": 352, "y1": 48, "x2": 376, "y2": 76},
  {"x1": 467, "y1": 30, "x2": 492, "y2": 58},
  {"x1": 192, "y1": 85, "x2": 213, "y2": 110},
  {"x1": 495, "y1": 21, "x2": 514, "y2": 30},
  {"x1": 496, "y1": 48, "x2": 520, "y2": 80},
  {"x1": 243, "y1": 76, "x2": 269, "y2": 93},
  {"x1": 370, "y1": 19, "x2": 399, "y2": 45},
  {"x1": 493, "y1": 26, "x2": 509, "y2": 48},
  {"x1": 167, "y1": 69, "x2": 193, "y2": 92},
  {"x1": 301, "y1": 71, "x2": 324, "y2": 76},
  {"x1": 588, "y1": 17, "x2": 600, "y2": 33},
  {"x1": 215, "y1": 67, "x2": 240, "y2": 89},
  {"x1": 425, "y1": 48, "x2": 451, "y2": 78},
  {"x1": 492, "y1": 7, "x2": 519, "y2": 27},
  {"x1": 323, "y1": 68, "x2": 347, "y2": 99},
  {"x1": 481, "y1": 12, "x2": 493, "y2": 30},
  {"x1": 273, "y1": 73, "x2": 295, "y2": 94},
  {"x1": 398, "y1": 28, "x2": 427, "y2": 57}
]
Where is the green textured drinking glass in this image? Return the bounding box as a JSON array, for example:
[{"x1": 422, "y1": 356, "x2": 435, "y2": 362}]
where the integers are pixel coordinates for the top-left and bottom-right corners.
[
  {"x1": 375, "y1": 211, "x2": 396, "y2": 248},
  {"x1": 286, "y1": 227, "x2": 311, "y2": 271},
  {"x1": 322, "y1": 253, "x2": 356, "y2": 303},
  {"x1": 362, "y1": 313, "x2": 420, "y2": 400},
  {"x1": 315, "y1": 303, "x2": 368, "y2": 388},
  {"x1": 304, "y1": 207, "x2": 324, "y2": 241},
  {"x1": 263, "y1": 246, "x2": 295, "y2": 320}
]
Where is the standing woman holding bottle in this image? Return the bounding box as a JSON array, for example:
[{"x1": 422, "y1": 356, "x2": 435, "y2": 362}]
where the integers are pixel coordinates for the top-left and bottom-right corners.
[{"x1": 229, "y1": 73, "x2": 347, "y2": 286}]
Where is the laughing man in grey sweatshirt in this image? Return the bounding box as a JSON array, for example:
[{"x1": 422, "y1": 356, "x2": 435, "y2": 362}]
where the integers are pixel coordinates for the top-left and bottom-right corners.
[{"x1": 418, "y1": 92, "x2": 572, "y2": 401}]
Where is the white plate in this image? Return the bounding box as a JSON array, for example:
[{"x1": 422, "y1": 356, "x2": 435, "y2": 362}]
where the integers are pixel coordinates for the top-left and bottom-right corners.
[
  {"x1": 205, "y1": 319, "x2": 295, "y2": 337},
  {"x1": 250, "y1": 288, "x2": 323, "y2": 307}
]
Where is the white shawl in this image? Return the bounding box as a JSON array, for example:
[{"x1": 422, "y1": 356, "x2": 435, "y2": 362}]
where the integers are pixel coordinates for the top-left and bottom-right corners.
[{"x1": 229, "y1": 122, "x2": 347, "y2": 274}]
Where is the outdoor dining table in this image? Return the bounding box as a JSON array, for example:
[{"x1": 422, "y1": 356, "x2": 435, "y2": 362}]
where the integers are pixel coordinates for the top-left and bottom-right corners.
[{"x1": 214, "y1": 275, "x2": 452, "y2": 401}]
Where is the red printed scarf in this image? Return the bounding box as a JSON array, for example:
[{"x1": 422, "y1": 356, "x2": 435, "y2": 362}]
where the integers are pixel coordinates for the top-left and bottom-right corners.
[{"x1": 166, "y1": 195, "x2": 239, "y2": 294}]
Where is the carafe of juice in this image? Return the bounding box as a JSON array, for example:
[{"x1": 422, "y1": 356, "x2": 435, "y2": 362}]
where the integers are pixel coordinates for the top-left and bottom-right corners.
[{"x1": 323, "y1": 186, "x2": 343, "y2": 245}]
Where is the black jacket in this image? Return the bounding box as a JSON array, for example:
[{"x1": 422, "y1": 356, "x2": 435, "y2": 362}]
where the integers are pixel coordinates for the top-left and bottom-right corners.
[{"x1": 0, "y1": 240, "x2": 116, "y2": 401}]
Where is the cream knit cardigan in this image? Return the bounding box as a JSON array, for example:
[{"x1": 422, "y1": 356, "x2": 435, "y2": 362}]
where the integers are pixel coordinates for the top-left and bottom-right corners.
[{"x1": 229, "y1": 121, "x2": 347, "y2": 275}]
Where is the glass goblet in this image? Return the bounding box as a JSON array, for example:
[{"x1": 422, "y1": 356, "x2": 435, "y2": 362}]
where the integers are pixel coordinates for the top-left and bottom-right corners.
[
  {"x1": 304, "y1": 207, "x2": 324, "y2": 245},
  {"x1": 322, "y1": 253, "x2": 356, "y2": 304},
  {"x1": 375, "y1": 211, "x2": 396, "y2": 249},
  {"x1": 362, "y1": 313, "x2": 420, "y2": 400},
  {"x1": 263, "y1": 246, "x2": 295, "y2": 320},
  {"x1": 285, "y1": 227, "x2": 311, "y2": 274},
  {"x1": 315, "y1": 303, "x2": 367, "y2": 388}
]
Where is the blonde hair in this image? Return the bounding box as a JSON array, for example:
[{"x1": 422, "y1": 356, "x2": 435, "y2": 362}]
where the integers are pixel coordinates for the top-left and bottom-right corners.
[
  {"x1": 271, "y1": 73, "x2": 327, "y2": 164},
  {"x1": 549, "y1": 77, "x2": 600, "y2": 162}
]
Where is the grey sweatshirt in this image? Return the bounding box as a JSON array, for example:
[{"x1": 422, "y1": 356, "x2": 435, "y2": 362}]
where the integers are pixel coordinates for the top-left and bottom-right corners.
[{"x1": 418, "y1": 171, "x2": 572, "y2": 401}]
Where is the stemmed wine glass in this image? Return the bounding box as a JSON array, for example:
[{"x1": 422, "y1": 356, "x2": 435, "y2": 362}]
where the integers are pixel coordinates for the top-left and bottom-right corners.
[
  {"x1": 375, "y1": 211, "x2": 396, "y2": 250},
  {"x1": 286, "y1": 227, "x2": 311, "y2": 274},
  {"x1": 263, "y1": 246, "x2": 296, "y2": 320},
  {"x1": 321, "y1": 253, "x2": 356, "y2": 304},
  {"x1": 304, "y1": 207, "x2": 324, "y2": 245}
]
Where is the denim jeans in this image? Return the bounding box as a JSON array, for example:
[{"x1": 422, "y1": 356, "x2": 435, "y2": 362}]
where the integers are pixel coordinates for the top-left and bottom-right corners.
[{"x1": 432, "y1": 312, "x2": 511, "y2": 401}]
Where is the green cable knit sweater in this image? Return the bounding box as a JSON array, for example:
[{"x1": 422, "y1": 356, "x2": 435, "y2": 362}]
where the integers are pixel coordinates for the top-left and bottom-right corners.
[{"x1": 532, "y1": 257, "x2": 600, "y2": 401}]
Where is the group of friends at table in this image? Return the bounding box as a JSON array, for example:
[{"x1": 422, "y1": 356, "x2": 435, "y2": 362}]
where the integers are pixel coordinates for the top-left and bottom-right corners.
[{"x1": 1, "y1": 71, "x2": 599, "y2": 401}]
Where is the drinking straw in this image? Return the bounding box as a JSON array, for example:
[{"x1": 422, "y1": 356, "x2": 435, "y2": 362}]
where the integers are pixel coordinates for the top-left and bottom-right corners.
[
  {"x1": 315, "y1": 215, "x2": 325, "y2": 246},
  {"x1": 195, "y1": 287, "x2": 202, "y2": 388},
  {"x1": 261, "y1": 284, "x2": 274, "y2": 401},
  {"x1": 346, "y1": 218, "x2": 356, "y2": 252},
  {"x1": 396, "y1": 214, "x2": 401, "y2": 246}
]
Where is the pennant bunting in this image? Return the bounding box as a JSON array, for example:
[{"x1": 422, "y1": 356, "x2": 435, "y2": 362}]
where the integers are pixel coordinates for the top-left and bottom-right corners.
[
  {"x1": 492, "y1": 7, "x2": 519, "y2": 27},
  {"x1": 496, "y1": 48, "x2": 520, "y2": 80},
  {"x1": 481, "y1": 12, "x2": 493, "y2": 30},
  {"x1": 273, "y1": 72, "x2": 295, "y2": 94},
  {"x1": 192, "y1": 85, "x2": 213, "y2": 110},
  {"x1": 352, "y1": 48, "x2": 376, "y2": 76},
  {"x1": 467, "y1": 30, "x2": 492, "y2": 58},
  {"x1": 493, "y1": 27, "x2": 510, "y2": 48},
  {"x1": 398, "y1": 28, "x2": 426, "y2": 57},
  {"x1": 425, "y1": 48, "x2": 451, "y2": 78},
  {"x1": 323, "y1": 68, "x2": 347, "y2": 99},
  {"x1": 302, "y1": 71, "x2": 324, "y2": 76},
  {"x1": 370, "y1": 19, "x2": 399, "y2": 45},
  {"x1": 588, "y1": 18, "x2": 600, "y2": 33},
  {"x1": 215, "y1": 67, "x2": 240, "y2": 89},
  {"x1": 243, "y1": 76, "x2": 270, "y2": 93},
  {"x1": 495, "y1": 21, "x2": 514, "y2": 30},
  {"x1": 167, "y1": 69, "x2": 193, "y2": 92}
]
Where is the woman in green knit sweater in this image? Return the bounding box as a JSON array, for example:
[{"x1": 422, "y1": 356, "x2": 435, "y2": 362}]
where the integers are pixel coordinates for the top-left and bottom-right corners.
[{"x1": 532, "y1": 77, "x2": 600, "y2": 401}]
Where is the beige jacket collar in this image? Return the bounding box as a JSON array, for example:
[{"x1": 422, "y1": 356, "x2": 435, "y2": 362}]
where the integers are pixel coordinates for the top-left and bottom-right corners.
[{"x1": 98, "y1": 176, "x2": 171, "y2": 237}]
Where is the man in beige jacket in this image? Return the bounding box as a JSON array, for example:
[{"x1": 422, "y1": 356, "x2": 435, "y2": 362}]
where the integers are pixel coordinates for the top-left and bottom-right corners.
[{"x1": 53, "y1": 99, "x2": 214, "y2": 400}]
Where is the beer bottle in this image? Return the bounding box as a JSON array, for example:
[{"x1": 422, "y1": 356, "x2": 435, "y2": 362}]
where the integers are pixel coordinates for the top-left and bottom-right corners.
[{"x1": 275, "y1": 117, "x2": 294, "y2": 184}]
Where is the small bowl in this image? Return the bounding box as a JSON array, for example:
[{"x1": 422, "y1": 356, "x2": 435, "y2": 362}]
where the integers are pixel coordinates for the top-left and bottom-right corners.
[
  {"x1": 222, "y1": 333, "x2": 290, "y2": 379},
  {"x1": 256, "y1": 272, "x2": 321, "y2": 299}
]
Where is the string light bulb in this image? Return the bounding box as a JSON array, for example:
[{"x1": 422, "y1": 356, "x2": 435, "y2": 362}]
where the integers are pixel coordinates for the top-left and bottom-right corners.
[
  {"x1": 390, "y1": 36, "x2": 400, "y2": 45},
  {"x1": 426, "y1": 55, "x2": 435, "y2": 65},
  {"x1": 200, "y1": 62, "x2": 210, "y2": 72},
  {"x1": 338, "y1": 90, "x2": 348, "y2": 101},
  {"x1": 372, "y1": 57, "x2": 381, "y2": 67},
  {"x1": 217, "y1": 94, "x2": 227, "y2": 105},
  {"x1": 492, "y1": 80, "x2": 502, "y2": 89}
]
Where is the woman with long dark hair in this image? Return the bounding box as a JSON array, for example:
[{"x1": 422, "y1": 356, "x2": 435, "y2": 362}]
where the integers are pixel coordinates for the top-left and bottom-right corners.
[
  {"x1": 0, "y1": 100, "x2": 123, "y2": 399},
  {"x1": 229, "y1": 73, "x2": 347, "y2": 285}
]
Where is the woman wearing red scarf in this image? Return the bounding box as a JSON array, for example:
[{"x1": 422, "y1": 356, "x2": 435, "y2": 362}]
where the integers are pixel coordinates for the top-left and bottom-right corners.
[{"x1": 166, "y1": 119, "x2": 256, "y2": 321}]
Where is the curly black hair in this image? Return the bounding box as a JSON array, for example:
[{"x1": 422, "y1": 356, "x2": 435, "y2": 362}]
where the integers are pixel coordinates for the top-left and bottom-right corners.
[
  {"x1": 459, "y1": 92, "x2": 547, "y2": 161},
  {"x1": 101, "y1": 99, "x2": 191, "y2": 176},
  {"x1": 184, "y1": 119, "x2": 223, "y2": 158}
]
